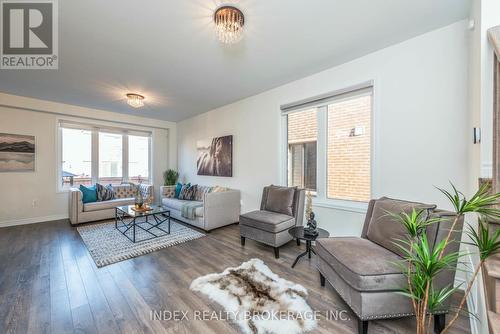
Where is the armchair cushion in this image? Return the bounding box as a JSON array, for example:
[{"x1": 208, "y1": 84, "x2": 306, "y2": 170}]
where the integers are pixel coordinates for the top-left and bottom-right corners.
[
  {"x1": 366, "y1": 197, "x2": 436, "y2": 257},
  {"x1": 240, "y1": 210, "x2": 295, "y2": 233},
  {"x1": 264, "y1": 186, "x2": 296, "y2": 216},
  {"x1": 316, "y1": 237, "x2": 406, "y2": 291}
]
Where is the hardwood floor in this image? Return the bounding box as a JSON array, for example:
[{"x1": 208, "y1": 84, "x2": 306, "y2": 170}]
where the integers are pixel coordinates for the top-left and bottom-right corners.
[{"x1": 0, "y1": 220, "x2": 470, "y2": 334}]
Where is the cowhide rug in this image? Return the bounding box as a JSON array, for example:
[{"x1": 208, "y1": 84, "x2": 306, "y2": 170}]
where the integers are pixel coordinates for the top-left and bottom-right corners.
[{"x1": 190, "y1": 258, "x2": 317, "y2": 334}]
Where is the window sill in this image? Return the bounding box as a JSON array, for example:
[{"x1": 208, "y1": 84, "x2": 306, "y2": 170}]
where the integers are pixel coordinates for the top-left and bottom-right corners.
[{"x1": 312, "y1": 199, "x2": 368, "y2": 213}]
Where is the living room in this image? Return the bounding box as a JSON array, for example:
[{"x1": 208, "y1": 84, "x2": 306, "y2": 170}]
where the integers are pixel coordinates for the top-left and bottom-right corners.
[{"x1": 1, "y1": 1, "x2": 500, "y2": 333}]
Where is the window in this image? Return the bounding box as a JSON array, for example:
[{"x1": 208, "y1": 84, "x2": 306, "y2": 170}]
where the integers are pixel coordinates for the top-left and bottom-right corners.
[
  {"x1": 61, "y1": 128, "x2": 92, "y2": 187},
  {"x1": 287, "y1": 109, "x2": 317, "y2": 191},
  {"x1": 129, "y1": 135, "x2": 150, "y2": 183},
  {"x1": 99, "y1": 132, "x2": 123, "y2": 185},
  {"x1": 284, "y1": 86, "x2": 372, "y2": 204},
  {"x1": 327, "y1": 94, "x2": 371, "y2": 202},
  {"x1": 59, "y1": 122, "x2": 151, "y2": 190}
]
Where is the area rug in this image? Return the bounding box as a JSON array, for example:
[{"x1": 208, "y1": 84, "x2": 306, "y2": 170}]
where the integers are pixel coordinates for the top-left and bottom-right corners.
[
  {"x1": 77, "y1": 220, "x2": 205, "y2": 267},
  {"x1": 190, "y1": 258, "x2": 317, "y2": 334}
]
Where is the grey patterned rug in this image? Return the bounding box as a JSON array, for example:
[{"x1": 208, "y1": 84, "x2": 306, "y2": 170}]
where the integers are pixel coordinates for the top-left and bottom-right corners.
[{"x1": 77, "y1": 220, "x2": 205, "y2": 267}]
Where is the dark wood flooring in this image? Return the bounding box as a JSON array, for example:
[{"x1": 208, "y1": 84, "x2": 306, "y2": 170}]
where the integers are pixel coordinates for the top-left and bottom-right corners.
[{"x1": 0, "y1": 220, "x2": 470, "y2": 334}]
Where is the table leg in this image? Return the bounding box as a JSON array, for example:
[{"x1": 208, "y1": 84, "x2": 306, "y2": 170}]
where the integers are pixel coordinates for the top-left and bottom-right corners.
[
  {"x1": 307, "y1": 240, "x2": 312, "y2": 259},
  {"x1": 133, "y1": 218, "x2": 136, "y2": 243}
]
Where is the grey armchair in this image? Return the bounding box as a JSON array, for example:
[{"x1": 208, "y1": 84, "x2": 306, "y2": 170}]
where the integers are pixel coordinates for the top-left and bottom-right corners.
[
  {"x1": 240, "y1": 185, "x2": 305, "y2": 258},
  {"x1": 315, "y1": 197, "x2": 463, "y2": 334}
]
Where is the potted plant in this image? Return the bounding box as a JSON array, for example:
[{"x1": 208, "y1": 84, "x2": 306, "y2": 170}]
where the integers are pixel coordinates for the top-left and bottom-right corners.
[
  {"x1": 393, "y1": 183, "x2": 500, "y2": 333},
  {"x1": 163, "y1": 169, "x2": 179, "y2": 186},
  {"x1": 162, "y1": 169, "x2": 179, "y2": 199}
]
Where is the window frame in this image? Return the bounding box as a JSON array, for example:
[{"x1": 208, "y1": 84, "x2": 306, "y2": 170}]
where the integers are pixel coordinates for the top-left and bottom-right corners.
[
  {"x1": 56, "y1": 120, "x2": 152, "y2": 192},
  {"x1": 281, "y1": 84, "x2": 376, "y2": 213}
]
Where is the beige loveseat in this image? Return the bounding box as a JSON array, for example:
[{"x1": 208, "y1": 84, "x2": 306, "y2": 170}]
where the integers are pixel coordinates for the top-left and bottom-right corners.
[
  {"x1": 160, "y1": 185, "x2": 240, "y2": 231},
  {"x1": 69, "y1": 184, "x2": 153, "y2": 225}
]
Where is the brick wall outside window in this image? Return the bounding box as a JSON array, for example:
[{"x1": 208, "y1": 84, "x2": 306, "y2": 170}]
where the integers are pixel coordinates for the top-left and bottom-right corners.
[{"x1": 327, "y1": 95, "x2": 371, "y2": 202}]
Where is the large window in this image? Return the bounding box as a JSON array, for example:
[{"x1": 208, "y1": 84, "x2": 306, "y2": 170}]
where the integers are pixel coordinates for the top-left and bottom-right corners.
[
  {"x1": 59, "y1": 122, "x2": 151, "y2": 190},
  {"x1": 285, "y1": 86, "x2": 372, "y2": 203}
]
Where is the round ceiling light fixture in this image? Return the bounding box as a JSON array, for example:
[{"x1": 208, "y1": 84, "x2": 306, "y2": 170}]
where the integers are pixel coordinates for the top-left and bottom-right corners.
[
  {"x1": 126, "y1": 93, "x2": 145, "y2": 108},
  {"x1": 214, "y1": 5, "x2": 244, "y2": 44}
]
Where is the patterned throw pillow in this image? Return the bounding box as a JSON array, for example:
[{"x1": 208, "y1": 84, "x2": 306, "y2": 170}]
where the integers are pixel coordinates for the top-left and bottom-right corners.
[
  {"x1": 96, "y1": 183, "x2": 115, "y2": 201},
  {"x1": 194, "y1": 185, "x2": 213, "y2": 201},
  {"x1": 179, "y1": 184, "x2": 197, "y2": 200},
  {"x1": 162, "y1": 186, "x2": 176, "y2": 199}
]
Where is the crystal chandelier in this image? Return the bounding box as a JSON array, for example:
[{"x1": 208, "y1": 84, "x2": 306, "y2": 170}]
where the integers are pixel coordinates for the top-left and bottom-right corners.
[
  {"x1": 126, "y1": 93, "x2": 145, "y2": 108},
  {"x1": 214, "y1": 6, "x2": 244, "y2": 44}
]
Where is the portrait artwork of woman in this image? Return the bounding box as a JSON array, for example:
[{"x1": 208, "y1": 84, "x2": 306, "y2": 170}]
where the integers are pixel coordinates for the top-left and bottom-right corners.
[{"x1": 196, "y1": 135, "x2": 232, "y2": 177}]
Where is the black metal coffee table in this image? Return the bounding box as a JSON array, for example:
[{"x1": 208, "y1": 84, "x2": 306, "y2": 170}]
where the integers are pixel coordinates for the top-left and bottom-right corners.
[
  {"x1": 289, "y1": 226, "x2": 330, "y2": 268},
  {"x1": 115, "y1": 205, "x2": 170, "y2": 243}
]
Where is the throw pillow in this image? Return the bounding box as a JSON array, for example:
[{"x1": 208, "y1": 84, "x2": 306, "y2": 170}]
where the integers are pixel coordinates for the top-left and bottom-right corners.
[
  {"x1": 163, "y1": 186, "x2": 176, "y2": 198},
  {"x1": 175, "y1": 182, "x2": 184, "y2": 198},
  {"x1": 179, "y1": 184, "x2": 197, "y2": 200},
  {"x1": 195, "y1": 185, "x2": 213, "y2": 201},
  {"x1": 96, "y1": 183, "x2": 115, "y2": 201},
  {"x1": 265, "y1": 185, "x2": 296, "y2": 216},
  {"x1": 80, "y1": 184, "x2": 97, "y2": 203}
]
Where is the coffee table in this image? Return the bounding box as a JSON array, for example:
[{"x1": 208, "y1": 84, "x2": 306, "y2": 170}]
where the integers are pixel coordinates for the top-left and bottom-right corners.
[
  {"x1": 115, "y1": 205, "x2": 170, "y2": 243},
  {"x1": 288, "y1": 226, "x2": 330, "y2": 268}
]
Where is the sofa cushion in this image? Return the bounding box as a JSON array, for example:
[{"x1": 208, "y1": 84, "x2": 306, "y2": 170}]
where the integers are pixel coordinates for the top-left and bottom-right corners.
[
  {"x1": 113, "y1": 185, "x2": 136, "y2": 199},
  {"x1": 162, "y1": 198, "x2": 204, "y2": 217},
  {"x1": 264, "y1": 186, "x2": 296, "y2": 216},
  {"x1": 240, "y1": 210, "x2": 295, "y2": 233},
  {"x1": 366, "y1": 197, "x2": 436, "y2": 257},
  {"x1": 83, "y1": 198, "x2": 134, "y2": 212},
  {"x1": 316, "y1": 237, "x2": 406, "y2": 291}
]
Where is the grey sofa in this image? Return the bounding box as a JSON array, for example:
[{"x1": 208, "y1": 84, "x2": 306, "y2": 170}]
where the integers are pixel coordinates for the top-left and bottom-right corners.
[
  {"x1": 316, "y1": 197, "x2": 463, "y2": 334},
  {"x1": 240, "y1": 185, "x2": 305, "y2": 258},
  {"x1": 160, "y1": 186, "x2": 240, "y2": 231},
  {"x1": 69, "y1": 184, "x2": 153, "y2": 225}
]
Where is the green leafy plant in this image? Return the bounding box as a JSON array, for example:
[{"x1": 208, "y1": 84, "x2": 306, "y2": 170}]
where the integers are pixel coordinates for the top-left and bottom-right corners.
[
  {"x1": 393, "y1": 182, "x2": 500, "y2": 334},
  {"x1": 163, "y1": 169, "x2": 179, "y2": 186}
]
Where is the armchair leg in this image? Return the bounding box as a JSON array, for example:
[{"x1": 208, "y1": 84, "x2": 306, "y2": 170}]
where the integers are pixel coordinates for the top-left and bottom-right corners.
[
  {"x1": 240, "y1": 236, "x2": 245, "y2": 246},
  {"x1": 296, "y1": 239, "x2": 301, "y2": 246},
  {"x1": 434, "y1": 314, "x2": 445, "y2": 334},
  {"x1": 358, "y1": 319, "x2": 368, "y2": 334},
  {"x1": 319, "y1": 272, "x2": 325, "y2": 287},
  {"x1": 274, "y1": 247, "x2": 279, "y2": 259}
]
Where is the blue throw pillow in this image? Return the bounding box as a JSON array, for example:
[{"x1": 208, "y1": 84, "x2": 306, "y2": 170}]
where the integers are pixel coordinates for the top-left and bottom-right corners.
[
  {"x1": 80, "y1": 184, "x2": 97, "y2": 203},
  {"x1": 175, "y1": 183, "x2": 183, "y2": 198}
]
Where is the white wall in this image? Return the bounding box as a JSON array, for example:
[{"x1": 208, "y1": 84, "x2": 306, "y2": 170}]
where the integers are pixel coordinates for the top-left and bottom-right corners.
[
  {"x1": 0, "y1": 93, "x2": 177, "y2": 226},
  {"x1": 178, "y1": 20, "x2": 470, "y2": 237}
]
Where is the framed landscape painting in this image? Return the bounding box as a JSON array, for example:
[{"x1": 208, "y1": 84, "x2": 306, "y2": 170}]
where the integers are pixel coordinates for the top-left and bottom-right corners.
[
  {"x1": 197, "y1": 135, "x2": 232, "y2": 177},
  {"x1": 0, "y1": 133, "x2": 35, "y2": 172}
]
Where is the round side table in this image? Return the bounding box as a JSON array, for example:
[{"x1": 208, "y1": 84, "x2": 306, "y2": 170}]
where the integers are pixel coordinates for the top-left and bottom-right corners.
[{"x1": 288, "y1": 226, "x2": 330, "y2": 268}]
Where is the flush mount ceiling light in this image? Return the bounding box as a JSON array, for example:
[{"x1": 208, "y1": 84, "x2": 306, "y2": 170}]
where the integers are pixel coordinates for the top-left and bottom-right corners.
[
  {"x1": 126, "y1": 93, "x2": 145, "y2": 108},
  {"x1": 214, "y1": 5, "x2": 244, "y2": 44}
]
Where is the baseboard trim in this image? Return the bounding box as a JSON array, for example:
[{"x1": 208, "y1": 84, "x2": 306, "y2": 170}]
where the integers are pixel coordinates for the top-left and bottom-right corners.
[{"x1": 0, "y1": 214, "x2": 69, "y2": 228}]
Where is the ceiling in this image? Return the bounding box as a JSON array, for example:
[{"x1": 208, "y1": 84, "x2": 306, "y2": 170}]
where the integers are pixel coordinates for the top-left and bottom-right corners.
[{"x1": 0, "y1": 0, "x2": 471, "y2": 122}]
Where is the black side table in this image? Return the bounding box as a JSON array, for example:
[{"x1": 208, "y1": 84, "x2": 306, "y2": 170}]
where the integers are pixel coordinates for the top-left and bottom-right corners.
[{"x1": 288, "y1": 226, "x2": 330, "y2": 268}]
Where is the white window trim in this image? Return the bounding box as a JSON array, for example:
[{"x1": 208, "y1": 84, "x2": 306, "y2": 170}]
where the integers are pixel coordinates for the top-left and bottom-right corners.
[
  {"x1": 56, "y1": 119, "x2": 153, "y2": 193},
  {"x1": 281, "y1": 81, "x2": 378, "y2": 213}
]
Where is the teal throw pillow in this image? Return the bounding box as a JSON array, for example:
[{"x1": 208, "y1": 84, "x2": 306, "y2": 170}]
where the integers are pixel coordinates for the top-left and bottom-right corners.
[{"x1": 80, "y1": 184, "x2": 97, "y2": 203}]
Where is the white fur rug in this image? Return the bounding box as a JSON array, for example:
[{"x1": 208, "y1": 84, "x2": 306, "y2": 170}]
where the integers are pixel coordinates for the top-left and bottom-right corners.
[{"x1": 190, "y1": 258, "x2": 317, "y2": 334}]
